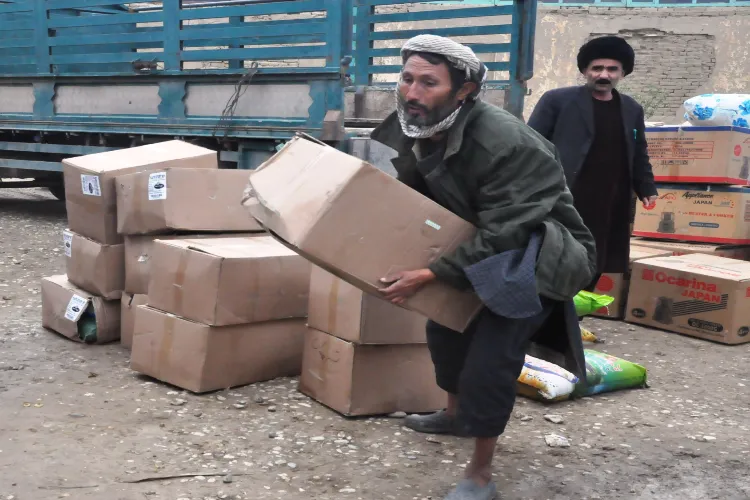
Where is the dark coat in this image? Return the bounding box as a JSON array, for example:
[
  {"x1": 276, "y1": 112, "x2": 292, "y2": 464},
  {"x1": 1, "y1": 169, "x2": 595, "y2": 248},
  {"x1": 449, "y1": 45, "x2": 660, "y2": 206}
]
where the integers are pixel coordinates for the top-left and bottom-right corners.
[
  {"x1": 370, "y1": 100, "x2": 596, "y2": 379},
  {"x1": 527, "y1": 86, "x2": 658, "y2": 274}
]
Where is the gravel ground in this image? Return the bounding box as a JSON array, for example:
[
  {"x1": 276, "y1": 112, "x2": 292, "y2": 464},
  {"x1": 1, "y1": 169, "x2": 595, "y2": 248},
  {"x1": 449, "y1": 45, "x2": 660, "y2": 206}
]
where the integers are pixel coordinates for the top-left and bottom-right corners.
[{"x1": 0, "y1": 188, "x2": 749, "y2": 500}]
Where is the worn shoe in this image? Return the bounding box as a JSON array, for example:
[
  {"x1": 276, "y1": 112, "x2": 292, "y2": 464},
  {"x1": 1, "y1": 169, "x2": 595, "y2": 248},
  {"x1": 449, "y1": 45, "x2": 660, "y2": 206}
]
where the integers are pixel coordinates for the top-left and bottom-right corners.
[
  {"x1": 404, "y1": 409, "x2": 469, "y2": 436},
  {"x1": 444, "y1": 479, "x2": 498, "y2": 500}
]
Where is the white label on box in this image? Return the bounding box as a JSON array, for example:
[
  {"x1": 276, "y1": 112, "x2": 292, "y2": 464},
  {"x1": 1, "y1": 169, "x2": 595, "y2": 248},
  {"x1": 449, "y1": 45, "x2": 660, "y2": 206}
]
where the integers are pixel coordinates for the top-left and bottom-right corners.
[
  {"x1": 80, "y1": 175, "x2": 101, "y2": 196},
  {"x1": 148, "y1": 172, "x2": 167, "y2": 201},
  {"x1": 63, "y1": 230, "x2": 73, "y2": 257},
  {"x1": 425, "y1": 219, "x2": 441, "y2": 231},
  {"x1": 64, "y1": 295, "x2": 90, "y2": 322}
]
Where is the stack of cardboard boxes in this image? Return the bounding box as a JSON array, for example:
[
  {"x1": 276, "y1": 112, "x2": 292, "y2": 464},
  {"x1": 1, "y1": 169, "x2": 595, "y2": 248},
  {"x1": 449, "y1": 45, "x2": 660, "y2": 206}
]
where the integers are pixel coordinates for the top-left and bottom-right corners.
[
  {"x1": 299, "y1": 267, "x2": 445, "y2": 416},
  {"x1": 129, "y1": 235, "x2": 311, "y2": 393},
  {"x1": 42, "y1": 141, "x2": 220, "y2": 344},
  {"x1": 115, "y1": 163, "x2": 266, "y2": 347},
  {"x1": 616, "y1": 125, "x2": 750, "y2": 344},
  {"x1": 244, "y1": 135, "x2": 487, "y2": 414}
]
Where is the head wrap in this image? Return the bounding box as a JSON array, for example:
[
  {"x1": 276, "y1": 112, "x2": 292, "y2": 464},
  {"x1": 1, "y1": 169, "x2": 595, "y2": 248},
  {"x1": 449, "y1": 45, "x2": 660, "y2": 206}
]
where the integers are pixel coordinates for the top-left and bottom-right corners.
[
  {"x1": 577, "y1": 36, "x2": 635, "y2": 76},
  {"x1": 397, "y1": 35, "x2": 487, "y2": 139}
]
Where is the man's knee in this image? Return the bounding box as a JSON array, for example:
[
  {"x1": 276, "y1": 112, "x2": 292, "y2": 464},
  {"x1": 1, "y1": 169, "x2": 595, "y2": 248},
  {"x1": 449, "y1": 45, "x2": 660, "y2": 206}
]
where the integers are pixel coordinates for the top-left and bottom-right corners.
[{"x1": 426, "y1": 320, "x2": 468, "y2": 395}]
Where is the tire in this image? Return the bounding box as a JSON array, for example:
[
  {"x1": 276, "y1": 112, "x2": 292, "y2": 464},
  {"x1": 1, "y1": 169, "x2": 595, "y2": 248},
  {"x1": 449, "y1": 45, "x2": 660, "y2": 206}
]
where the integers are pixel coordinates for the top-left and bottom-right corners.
[{"x1": 47, "y1": 183, "x2": 66, "y2": 201}]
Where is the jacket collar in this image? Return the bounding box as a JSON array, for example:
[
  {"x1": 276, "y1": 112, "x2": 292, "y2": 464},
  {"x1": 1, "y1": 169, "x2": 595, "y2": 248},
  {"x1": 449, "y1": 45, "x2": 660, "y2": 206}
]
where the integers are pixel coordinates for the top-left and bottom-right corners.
[{"x1": 371, "y1": 101, "x2": 478, "y2": 160}]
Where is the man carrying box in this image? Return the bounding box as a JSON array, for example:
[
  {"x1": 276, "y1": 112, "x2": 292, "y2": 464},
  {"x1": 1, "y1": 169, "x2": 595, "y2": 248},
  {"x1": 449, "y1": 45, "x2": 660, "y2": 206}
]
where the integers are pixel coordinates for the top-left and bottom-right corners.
[{"x1": 370, "y1": 35, "x2": 597, "y2": 500}]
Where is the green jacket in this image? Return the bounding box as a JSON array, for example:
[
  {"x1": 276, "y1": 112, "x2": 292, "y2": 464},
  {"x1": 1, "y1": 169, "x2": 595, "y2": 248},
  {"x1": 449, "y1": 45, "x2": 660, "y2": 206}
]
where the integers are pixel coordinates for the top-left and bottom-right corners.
[{"x1": 371, "y1": 100, "x2": 597, "y2": 301}]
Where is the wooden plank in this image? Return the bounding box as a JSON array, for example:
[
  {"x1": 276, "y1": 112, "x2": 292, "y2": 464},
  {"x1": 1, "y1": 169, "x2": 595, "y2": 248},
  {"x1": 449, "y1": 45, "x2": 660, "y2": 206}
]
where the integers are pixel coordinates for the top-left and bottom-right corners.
[
  {"x1": 368, "y1": 42, "x2": 511, "y2": 57},
  {"x1": 179, "y1": 44, "x2": 328, "y2": 62},
  {"x1": 180, "y1": 21, "x2": 328, "y2": 41},
  {"x1": 48, "y1": 11, "x2": 161, "y2": 29},
  {"x1": 369, "y1": 24, "x2": 513, "y2": 40},
  {"x1": 367, "y1": 6, "x2": 514, "y2": 23},
  {"x1": 180, "y1": 0, "x2": 327, "y2": 20}
]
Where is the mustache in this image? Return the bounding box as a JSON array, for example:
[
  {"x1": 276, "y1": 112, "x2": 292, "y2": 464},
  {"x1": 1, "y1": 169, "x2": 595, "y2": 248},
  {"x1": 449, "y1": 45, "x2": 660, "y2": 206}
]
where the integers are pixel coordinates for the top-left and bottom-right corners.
[
  {"x1": 595, "y1": 79, "x2": 612, "y2": 85},
  {"x1": 405, "y1": 100, "x2": 429, "y2": 113}
]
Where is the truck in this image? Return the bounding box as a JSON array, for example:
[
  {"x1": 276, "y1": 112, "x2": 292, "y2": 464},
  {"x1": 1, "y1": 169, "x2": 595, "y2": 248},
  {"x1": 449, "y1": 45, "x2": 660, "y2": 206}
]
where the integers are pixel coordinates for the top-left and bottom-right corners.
[{"x1": 0, "y1": 0, "x2": 537, "y2": 200}]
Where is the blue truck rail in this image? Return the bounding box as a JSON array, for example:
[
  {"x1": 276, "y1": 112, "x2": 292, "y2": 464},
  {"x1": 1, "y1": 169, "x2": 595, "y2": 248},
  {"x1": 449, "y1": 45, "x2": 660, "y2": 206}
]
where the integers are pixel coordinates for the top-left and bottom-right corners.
[{"x1": 0, "y1": 0, "x2": 537, "y2": 197}]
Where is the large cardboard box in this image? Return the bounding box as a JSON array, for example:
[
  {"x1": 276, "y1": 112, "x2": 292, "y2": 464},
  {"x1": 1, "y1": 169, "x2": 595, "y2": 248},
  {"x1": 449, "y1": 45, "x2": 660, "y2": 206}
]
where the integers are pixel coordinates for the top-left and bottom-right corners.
[
  {"x1": 626, "y1": 253, "x2": 750, "y2": 344},
  {"x1": 116, "y1": 168, "x2": 263, "y2": 235},
  {"x1": 633, "y1": 184, "x2": 750, "y2": 244},
  {"x1": 645, "y1": 126, "x2": 750, "y2": 184},
  {"x1": 592, "y1": 245, "x2": 673, "y2": 319},
  {"x1": 146, "y1": 236, "x2": 310, "y2": 326},
  {"x1": 64, "y1": 230, "x2": 124, "y2": 300},
  {"x1": 299, "y1": 328, "x2": 446, "y2": 416},
  {"x1": 121, "y1": 293, "x2": 147, "y2": 349},
  {"x1": 131, "y1": 306, "x2": 306, "y2": 393},
  {"x1": 630, "y1": 237, "x2": 750, "y2": 260},
  {"x1": 63, "y1": 140, "x2": 217, "y2": 244},
  {"x1": 124, "y1": 234, "x2": 169, "y2": 295},
  {"x1": 41, "y1": 275, "x2": 120, "y2": 344},
  {"x1": 308, "y1": 266, "x2": 427, "y2": 344},
  {"x1": 243, "y1": 135, "x2": 482, "y2": 332},
  {"x1": 124, "y1": 233, "x2": 265, "y2": 294}
]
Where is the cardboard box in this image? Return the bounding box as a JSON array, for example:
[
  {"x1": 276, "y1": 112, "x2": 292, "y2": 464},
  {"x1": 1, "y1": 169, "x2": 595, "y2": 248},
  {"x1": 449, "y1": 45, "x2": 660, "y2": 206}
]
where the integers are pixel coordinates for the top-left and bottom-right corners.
[
  {"x1": 131, "y1": 306, "x2": 306, "y2": 393},
  {"x1": 64, "y1": 230, "x2": 124, "y2": 300},
  {"x1": 121, "y1": 293, "x2": 147, "y2": 349},
  {"x1": 146, "y1": 236, "x2": 310, "y2": 326},
  {"x1": 592, "y1": 245, "x2": 673, "y2": 319},
  {"x1": 626, "y1": 253, "x2": 750, "y2": 344},
  {"x1": 125, "y1": 235, "x2": 168, "y2": 295},
  {"x1": 299, "y1": 328, "x2": 446, "y2": 416},
  {"x1": 630, "y1": 237, "x2": 750, "y2": 260},
  {"x1": 308, "y1": 266, "x2": 427, "y2": 344},
  {"x1": 633, "y1": 184, "x2": 750, "y2": 245},
  {"x1": 63, "y1": 140, "x2": 217, "y2": 244},
  {"x1": 243, "y1": 135, "x2": 482, "y2": 332},
  {"x1": 116, "y1": 168, "x2": 263, "y2": 235},
  {"x1": 124, "y1": 233, "x2": 266, "y2": 294},
  {"x1": 41, "y1": 275, "x2": 120, "y2": 344},
  {"x1": 645, "y1": 126, "x2": 750, "y2": 184}
]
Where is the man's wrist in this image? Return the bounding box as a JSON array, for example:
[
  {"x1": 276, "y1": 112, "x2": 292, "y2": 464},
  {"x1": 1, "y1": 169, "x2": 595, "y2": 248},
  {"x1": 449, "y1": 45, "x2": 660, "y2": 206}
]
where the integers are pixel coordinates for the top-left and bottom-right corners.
[{"x1": 420, "y1": 269, "x2": 437, "y2": 283}]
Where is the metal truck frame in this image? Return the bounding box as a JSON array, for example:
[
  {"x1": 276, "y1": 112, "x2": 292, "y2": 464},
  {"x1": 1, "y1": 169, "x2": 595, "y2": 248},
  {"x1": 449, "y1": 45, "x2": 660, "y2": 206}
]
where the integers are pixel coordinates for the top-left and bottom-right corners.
[{"x1": 0, "y1": 0, "x2": 537, "y2": 199}]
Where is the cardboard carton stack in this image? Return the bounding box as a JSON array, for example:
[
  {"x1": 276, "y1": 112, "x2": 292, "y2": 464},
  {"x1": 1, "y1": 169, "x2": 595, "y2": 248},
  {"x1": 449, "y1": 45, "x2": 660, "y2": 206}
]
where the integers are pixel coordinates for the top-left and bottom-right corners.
[
  {"x1": 621, "y1": 126, "x2": 750, "y2": 343},
  {"x1": 299, "y1": 267, "x2": 446, "y2": 416},
  {"x1": 42, "y1": 140, "x2": 220, "y2": 344},
  {"x1": 129, "y1": 235, "x2": 312, "y2": 393},
  {"x1": 115, "y1": 165, "x2": 264, "y2": 348},
  {"x1": 634, "y1": 126, "x2": 750, "y2": 245}
]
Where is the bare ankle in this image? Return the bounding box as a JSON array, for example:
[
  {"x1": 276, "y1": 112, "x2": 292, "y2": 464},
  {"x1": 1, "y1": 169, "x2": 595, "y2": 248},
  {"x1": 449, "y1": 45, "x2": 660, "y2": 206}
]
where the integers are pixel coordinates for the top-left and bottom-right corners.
[{"x1": 464, "y1": 465, "x2": 492, "y2": 486}]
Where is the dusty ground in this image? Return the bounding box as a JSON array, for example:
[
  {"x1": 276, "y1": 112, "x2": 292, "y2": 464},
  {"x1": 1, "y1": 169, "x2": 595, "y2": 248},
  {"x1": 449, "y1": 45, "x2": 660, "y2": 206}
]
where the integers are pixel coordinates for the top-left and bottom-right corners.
[{"x1": 0, "y1": 187, "x2": 749, "y2": 500}]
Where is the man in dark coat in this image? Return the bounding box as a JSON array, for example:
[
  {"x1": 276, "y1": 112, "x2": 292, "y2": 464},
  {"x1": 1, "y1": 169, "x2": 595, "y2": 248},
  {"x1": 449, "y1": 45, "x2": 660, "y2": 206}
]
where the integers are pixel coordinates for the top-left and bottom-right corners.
[
  {"x1": 527, "y1": 36, "x2": 658, "y2": 289},
  {"x1": 370, "y1": 34, "x2": 596, "y2": 500}
]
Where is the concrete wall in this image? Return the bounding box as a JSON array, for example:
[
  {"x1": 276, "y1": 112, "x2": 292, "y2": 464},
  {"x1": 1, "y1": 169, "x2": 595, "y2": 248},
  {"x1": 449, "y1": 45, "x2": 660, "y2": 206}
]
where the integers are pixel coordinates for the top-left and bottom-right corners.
[{"x1": 528, "y1": 6, "x2": 750, "y2": 122}]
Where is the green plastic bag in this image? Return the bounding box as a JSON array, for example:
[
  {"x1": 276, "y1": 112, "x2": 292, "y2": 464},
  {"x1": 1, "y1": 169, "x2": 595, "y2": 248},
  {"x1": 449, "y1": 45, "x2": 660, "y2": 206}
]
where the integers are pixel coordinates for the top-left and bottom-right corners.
[
  {"x1": 573, "y1": 350, "x2": 648, "y2": 397},
  {"x1": 574, "y1": 291, "x2": 614, "y2": 317},
  {"x1": 77, "y1": 310, "x2": 98, "y2": 344}
]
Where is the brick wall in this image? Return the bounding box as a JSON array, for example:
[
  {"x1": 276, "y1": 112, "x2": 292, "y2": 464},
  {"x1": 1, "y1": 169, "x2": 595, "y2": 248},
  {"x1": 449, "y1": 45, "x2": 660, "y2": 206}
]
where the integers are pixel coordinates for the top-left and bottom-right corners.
[
  {"x1": 585, "y1": 29, "x2": 716, "y2": 119},
  {"x1": 531, "y1": 6, "x2": 750, "y2": 121}
]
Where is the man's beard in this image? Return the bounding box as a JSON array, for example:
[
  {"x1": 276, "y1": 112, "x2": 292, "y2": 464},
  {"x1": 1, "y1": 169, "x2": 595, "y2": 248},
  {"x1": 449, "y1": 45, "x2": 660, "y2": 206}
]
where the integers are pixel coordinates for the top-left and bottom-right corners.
[{"x1": 396, "y1": 91, "x2": 460, "y2": 128}]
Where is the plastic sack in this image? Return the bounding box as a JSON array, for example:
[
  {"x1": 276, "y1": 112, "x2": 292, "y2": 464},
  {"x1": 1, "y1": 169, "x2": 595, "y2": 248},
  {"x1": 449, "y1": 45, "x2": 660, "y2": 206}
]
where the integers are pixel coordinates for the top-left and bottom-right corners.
[
  {"x1": 517, "y1": 355, "x2": 579, "y2": 402},
  {"x1": 683, "y1": 94, "x2": 750, "y2": 128},
  {"x1": 573, "y1": 350, "x2": 648, "y2": 397},
  {"x1": 574, "y1": 291, "x2": 615, "y2": 317}
]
